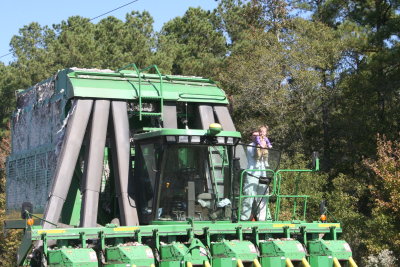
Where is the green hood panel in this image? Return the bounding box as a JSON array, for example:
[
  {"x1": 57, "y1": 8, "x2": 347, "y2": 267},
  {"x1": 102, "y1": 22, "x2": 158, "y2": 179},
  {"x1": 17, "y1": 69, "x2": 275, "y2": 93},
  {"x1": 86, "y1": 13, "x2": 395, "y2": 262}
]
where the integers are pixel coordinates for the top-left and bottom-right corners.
[{"x1": 65, "y1": 69, "x2": 228, "y2": 104}]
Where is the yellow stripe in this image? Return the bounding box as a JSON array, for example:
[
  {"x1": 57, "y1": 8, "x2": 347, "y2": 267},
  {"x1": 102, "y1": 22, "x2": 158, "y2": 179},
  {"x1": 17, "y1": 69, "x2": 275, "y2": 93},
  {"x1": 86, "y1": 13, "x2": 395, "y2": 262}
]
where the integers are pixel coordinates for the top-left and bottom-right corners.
[
  {"x1": 37, "y1": 229, "x2": 66, "y2": 234},
  {"x1": 349, "y1": 257, "x2": 358, "y2": 267},
  {"x1": 301, "y1": 258, "x2": 311, "y2": 267},
  {"x1": 318, "y1": 223, "x2": 340, "y2": 228},
  {"x1": 253, "y1": 258, "x2": 261, "y2": 267},
  {"x1": 285, "y1": 258, "x2": 294, "y2": 267},
  {"x1": 333, "y1": 257, "x2": 341, "y2": 267},
  {"x1": 273, "y1": 224, "x2": 295, "y2": 228},
  {"x1": 113, "y1": 227, "x2": 139, "y2": 232},
  {"x1": 237, "y1": 259, "x2": 244, "y2": 267},
  {"x1": 204, "y1": 261, "x2": 211, "y2": 267},
  {"x1": 187, "y1": 262, "x2": 193, "y2": 267}
]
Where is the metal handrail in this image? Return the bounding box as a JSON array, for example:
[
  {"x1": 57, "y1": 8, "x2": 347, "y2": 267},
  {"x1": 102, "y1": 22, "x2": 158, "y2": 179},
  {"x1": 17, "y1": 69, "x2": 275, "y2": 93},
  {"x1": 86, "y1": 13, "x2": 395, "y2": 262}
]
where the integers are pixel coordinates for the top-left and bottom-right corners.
[
  {"x1": 117, "y1": 64, "x2": 164, "y2": 120},
  {"x1": 237, "y1": 167, "x2": 317, "y2": 221},
  {"x1": 139, "y1": 65, "x2": 163, "y2": 120},
  {"x1": 274, "y1": 169, "x2": 314, "y2": 221}
]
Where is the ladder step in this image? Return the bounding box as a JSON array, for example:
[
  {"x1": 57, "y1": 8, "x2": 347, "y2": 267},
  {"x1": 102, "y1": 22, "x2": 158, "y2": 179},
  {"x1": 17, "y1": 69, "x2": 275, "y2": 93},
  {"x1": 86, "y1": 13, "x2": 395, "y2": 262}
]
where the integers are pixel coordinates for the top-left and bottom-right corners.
[
  {"x1": 141, "y1": 96, "x2": 162, "y2": 100},
  {"x1": 140, "y1": 112, "x2": 162, "y2": 116},
  {"x1": 212, "y1": 165, "x2": 225, "y2": 168}
]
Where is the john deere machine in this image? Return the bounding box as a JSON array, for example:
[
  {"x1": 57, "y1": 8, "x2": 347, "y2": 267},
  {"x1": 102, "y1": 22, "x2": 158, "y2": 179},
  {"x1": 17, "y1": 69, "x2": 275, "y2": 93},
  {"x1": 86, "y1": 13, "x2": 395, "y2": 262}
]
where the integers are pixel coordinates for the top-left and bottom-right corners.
[{"x1": 5, "y1": 64, "x2": 357, "y2": 266}]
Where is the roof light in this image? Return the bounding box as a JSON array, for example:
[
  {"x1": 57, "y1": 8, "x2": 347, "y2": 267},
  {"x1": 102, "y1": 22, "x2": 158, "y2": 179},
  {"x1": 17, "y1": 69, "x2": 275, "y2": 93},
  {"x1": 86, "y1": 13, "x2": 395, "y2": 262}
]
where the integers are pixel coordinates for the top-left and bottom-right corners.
[
  {"x1": 191, "y1": 136, "x2": 201, "y2": 143},
  {"x1": 178, "y1": 136, "x2": 189, "y2": 143},
  {"x1": 166, "y1": 136, "x2": 176, "y2": 143},
  {"x1": 216, "y1": 137, "x2": 225, "y2": 144},
  {"x1": 226, "y1": 137, "x2": 234, "y2": 145}
]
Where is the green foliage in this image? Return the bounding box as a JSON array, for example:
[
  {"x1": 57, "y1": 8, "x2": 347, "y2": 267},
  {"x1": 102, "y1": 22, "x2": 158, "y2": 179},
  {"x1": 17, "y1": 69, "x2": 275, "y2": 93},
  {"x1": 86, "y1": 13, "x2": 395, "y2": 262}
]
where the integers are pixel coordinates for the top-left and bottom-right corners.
[
  {"x1": 0, "y1": 132, "x2": 22, "y2": 267},
  {"x1": 216, "y1": 0, "x2": 265, "y2": 43},
  {"x1": 218, "y1": 17, "x2": 344, "y2": 160},
  {"x1": 326, "y1": 173, "x2": 368, "y2": 260},
  {"x1": 0, "y1": 64, "x2": 17, "y2": 138},
  {"x1": 95, "y1": 11, "x2": 155, "y2": 69},
  {"x1": 155, "y1": 7, "x2": 227, "y2": 77},
  {"x1": 277, "y1": 153, "x2": 328, "y2": 221},
  {"x1": 363, "y1": 135, "x2": 400, "y2": 256}
]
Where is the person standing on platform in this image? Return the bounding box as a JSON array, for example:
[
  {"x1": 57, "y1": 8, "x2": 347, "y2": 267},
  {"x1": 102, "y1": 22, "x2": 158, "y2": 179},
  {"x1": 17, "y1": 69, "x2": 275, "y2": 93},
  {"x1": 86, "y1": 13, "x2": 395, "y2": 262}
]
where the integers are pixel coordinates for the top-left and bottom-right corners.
[{"x1": 240, "y1": 128, "x2": 272, "y2": 221}]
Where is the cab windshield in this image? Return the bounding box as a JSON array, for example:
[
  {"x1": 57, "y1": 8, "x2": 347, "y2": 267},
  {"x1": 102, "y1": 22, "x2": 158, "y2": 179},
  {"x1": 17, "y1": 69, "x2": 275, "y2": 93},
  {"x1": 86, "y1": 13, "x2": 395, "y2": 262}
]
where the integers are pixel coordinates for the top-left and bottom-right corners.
[{"x1": 156, "y1": 144, "x2": 232, "y2": 221}]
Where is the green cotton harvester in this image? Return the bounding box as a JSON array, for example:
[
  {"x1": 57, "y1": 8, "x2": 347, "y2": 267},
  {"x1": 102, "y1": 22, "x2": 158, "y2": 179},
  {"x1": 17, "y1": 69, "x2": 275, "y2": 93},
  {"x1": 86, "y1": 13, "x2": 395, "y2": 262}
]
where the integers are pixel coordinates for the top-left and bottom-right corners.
[{"x1": 5, "y1": 64, "x2": 358, "y2": 267}]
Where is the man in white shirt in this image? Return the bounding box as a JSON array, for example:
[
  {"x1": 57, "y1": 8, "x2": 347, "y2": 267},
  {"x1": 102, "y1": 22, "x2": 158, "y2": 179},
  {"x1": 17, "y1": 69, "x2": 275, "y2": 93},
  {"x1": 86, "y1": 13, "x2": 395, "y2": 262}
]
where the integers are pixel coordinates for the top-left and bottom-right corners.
[{"x1": 240, "y1": 131, "x2": 271, "y2": 221}]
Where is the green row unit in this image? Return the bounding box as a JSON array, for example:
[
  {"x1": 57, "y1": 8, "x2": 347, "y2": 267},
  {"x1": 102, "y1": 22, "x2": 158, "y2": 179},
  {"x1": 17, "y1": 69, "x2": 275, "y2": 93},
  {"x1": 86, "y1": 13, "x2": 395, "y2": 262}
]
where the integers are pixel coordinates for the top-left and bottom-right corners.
[
  {"x1": 19, "y1": 221, "x2": 355, "y2": 267},
  {"x1": 35, "y1": 241, "x2": 354, "y2": 267},
  {"x1": 104, "y1": 244, "x2": 155, "y2": 267},
  {"x1": 44, "y1": 240, "x2": 353, "y2": 267},
  {"x1": 47, "y1": 248, "x2": 98, "y2": 266}
]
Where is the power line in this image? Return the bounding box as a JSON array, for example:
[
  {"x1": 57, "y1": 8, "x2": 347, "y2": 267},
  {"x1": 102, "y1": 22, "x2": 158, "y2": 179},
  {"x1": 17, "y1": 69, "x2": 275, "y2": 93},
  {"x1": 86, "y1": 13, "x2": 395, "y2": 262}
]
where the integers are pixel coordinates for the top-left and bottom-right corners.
[
  {"x1": 0, "y1": 52, "x2": 12, "y2": 59},
  {"x1": 0, "y1": 0, "x2": 140, "y2": 61},
  {"x1": 89, "y1": 0, "x2": 139, "y2": 22}
]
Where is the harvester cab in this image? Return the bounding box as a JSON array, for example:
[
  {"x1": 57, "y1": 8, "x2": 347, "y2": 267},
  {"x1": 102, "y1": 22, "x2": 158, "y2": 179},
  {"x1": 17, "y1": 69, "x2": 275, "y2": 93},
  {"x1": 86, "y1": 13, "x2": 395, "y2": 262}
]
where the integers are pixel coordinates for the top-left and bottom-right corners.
[
  {"x1": 133, "y1": 127, "x2": 241, "y2": 224},
  {"x1": 4, "y1": 65, "x2": 357, "y2": 267}
]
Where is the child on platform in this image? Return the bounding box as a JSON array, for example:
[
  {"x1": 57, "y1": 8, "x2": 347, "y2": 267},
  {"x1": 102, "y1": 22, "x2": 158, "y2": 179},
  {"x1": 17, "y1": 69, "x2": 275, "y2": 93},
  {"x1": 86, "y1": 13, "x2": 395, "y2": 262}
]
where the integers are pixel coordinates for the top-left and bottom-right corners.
[{"x1": 256, "y1": 125, "x2": 272, "y2": 168}]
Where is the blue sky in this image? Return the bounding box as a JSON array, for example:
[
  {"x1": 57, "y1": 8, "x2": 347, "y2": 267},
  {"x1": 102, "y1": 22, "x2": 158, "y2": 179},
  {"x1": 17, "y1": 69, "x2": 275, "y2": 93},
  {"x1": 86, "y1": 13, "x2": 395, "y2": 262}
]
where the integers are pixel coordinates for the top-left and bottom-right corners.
[{"x1": 0, "y1": 0, "x2": 219, "y2": 64}]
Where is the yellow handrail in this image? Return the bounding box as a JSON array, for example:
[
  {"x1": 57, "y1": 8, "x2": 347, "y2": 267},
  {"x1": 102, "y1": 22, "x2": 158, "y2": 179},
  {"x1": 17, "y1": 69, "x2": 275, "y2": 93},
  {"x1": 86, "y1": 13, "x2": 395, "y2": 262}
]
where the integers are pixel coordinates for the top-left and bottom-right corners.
[
  {"x1": 204, "y1": 261, "x2": 211, "y2": 267},
  {"x1": 237, "y1": 259, "x2": 244, "y2": 267},
  {"x1": 187, "y1": 262, "x2": 193, "y2": 267}
]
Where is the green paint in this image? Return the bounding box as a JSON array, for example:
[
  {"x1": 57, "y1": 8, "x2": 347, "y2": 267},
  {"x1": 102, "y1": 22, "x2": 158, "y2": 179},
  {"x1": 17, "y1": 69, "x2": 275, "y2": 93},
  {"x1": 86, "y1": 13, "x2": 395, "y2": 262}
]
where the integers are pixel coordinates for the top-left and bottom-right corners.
[
  {"x1": 133, "y1": 128, "x2": 241, "y2": 140},
  {"x1": 259, "y1": 240, "x2": 306, "y2": 266},
  {"x1": 159, "y1": 239, "x2": 208, "y2": 267},
  {"x1": 47, "y1": 248, "x2": 98, "y2": 266},
  {"x1": 28, "y1": 221, "x2": 343, "y2": 241},
  {"x1": 308, "y1": 239, "x2": 353, "y2": 266},
  {"x1": 211, "y1": 240, "x2": 258, "y2": 267},
  {"x1": 104, "y1": 244, "x2": 155, "y2": 266},
  {"x1": 16, "y1": 231, "x2": 34, "y2": 266},
  {"x1": 61, "y1": 167, "x2": 82, "y2": 226},
  {"x1": 66, "y1": 68, "x2": 228, "y2": 104}
]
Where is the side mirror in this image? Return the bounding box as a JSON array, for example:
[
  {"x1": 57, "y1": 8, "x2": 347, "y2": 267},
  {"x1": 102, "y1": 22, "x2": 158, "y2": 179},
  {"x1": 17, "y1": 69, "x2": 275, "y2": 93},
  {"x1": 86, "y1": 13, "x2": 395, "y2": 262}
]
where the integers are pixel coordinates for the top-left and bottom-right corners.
[
  {"x1": 319, "y1": 200, "x2": 326, "y2": 215},
  {"x1": 21, "y1": 202, "x2": 33, "y2": 219},
  {"x1": 312, "y1": 152, "x2": 320, "y2": 170}
]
